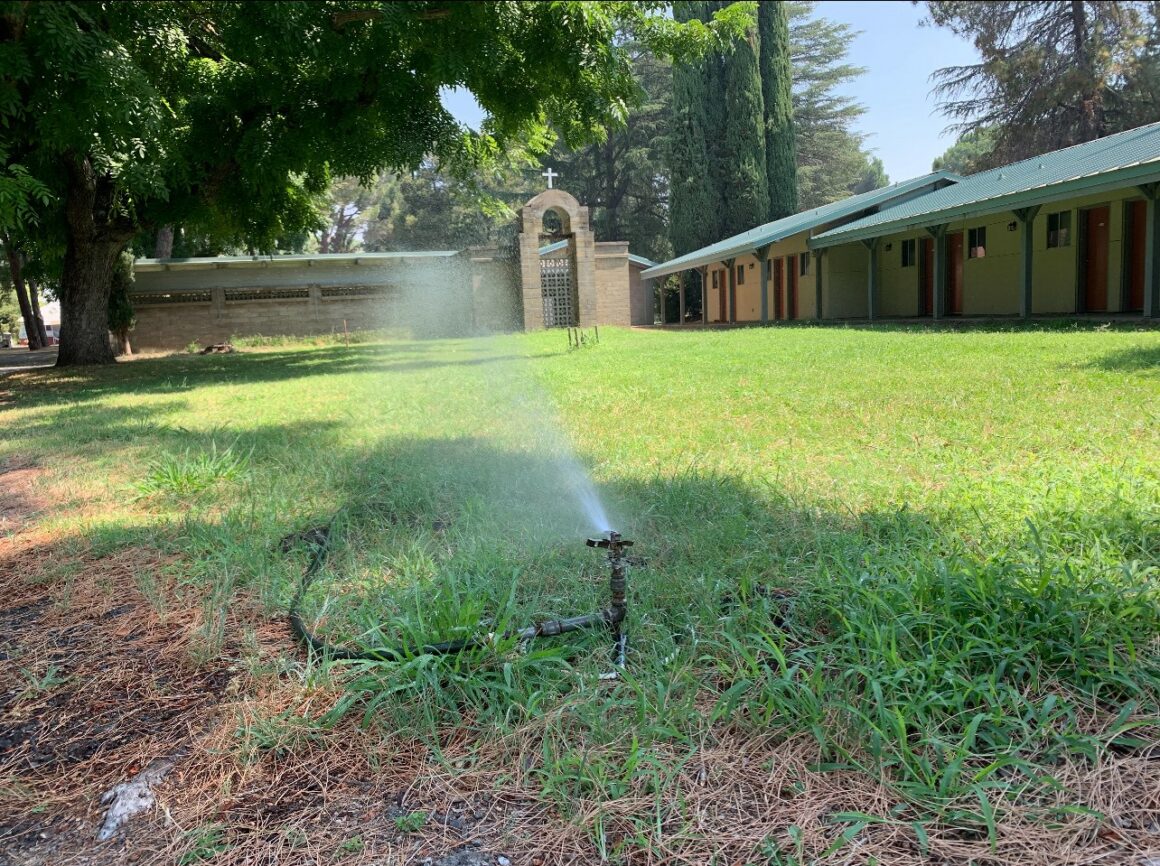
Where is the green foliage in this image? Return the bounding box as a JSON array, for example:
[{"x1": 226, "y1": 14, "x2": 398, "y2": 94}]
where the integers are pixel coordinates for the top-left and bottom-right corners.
[
  {"x1": 1, "y1": 1, "x2": 754, "y2": 364},
  {"x1": 851, "y1": 155, "x2": 889, "y2": 194},
  {"x1": 788, "y1": 2, "x2": 884, "y2": 209},
  {"x1": 759, "y1": 0, "x2": 797, "y2": 220},
  {"x1": 669, "y1": 3, "x2": 722, "y2": 256},
  {"x1": 549, "y1": 49, "x2": 676, "y2": 262},
  {"x1": 136, "y1": 442, "x2": 251, "y2": 498},
  {"x1": 932, "y1": 127, "x2": 1000, "y2": 175},
  {"x1": 924, "y1": 1, "x2": 1152, "y2": 167},
  {"x1": 392, "y1": 812, "x2": 427, "y2": 833},
  {"x1": 5, "y1": 326, "x2": 1157, "y2": 856},
  {"x1": 106, "y1": 251, "x2": 135, "y2": 340},
  {"x1": 177, "y1": 824, "x2": 231, "y2": 865},
  {"x1": 722, "y1": 23, "x2": 770, "y2": 236}
]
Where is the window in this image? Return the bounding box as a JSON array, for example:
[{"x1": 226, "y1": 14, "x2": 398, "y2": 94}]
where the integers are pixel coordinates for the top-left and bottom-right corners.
[
  {"x1": 711, "y1": 270, "x2": 719, "y2": 289},
  {"x1": 736, "y1": 264, "x2": 745, "y2": 285},
  {"x1": 799, "y1": 252, "x2": 810, "y2": 276},
  {"x1": 968, "y1": 226, "x2": 987, "y2": 258},
  {"x1": 1047, "y1": 211, "x2": 1071, "y2": 248},
  {"x1": 900, "y1": 238, "x2": 917, "y2": 268}
]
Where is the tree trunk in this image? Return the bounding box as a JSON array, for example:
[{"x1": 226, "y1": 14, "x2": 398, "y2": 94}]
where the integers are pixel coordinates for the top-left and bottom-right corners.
[
  {"x1": 55, "y1": 156, "x2": 134, "y2": 367},
  {"x1": 27, "y1": 278, "x2": 50, "y2": 346},
  {"x1": 1070, "y1": 0, "x2": 1104, "y2": 140},
  {"x1": 153, "y1": 225, "x2": 174, "y2": 258},
  {"x1": 3, "y1": 243, "x2": 42, "y2": 350}
]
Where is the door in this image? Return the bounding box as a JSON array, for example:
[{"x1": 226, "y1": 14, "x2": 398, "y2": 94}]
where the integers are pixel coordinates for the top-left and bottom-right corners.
[
  {"x1": 787, "y1": 261, "x2": 798, "y2": 320},
  {"x1": 946, "y1": 232, "x2": 964, "y2": 314},
  {"x1": 920, "y1": 237, "x2": 934, "y2": 315},
  {"x1": 1083, "y1": 206, "x2": 1110, "y2": 312},
  {"x1": 773, "y1": 258, "x2": 784, "y2": 319},
  {"x1": 1127, "y1": 200, "x2": 1146, "y2": 312}
]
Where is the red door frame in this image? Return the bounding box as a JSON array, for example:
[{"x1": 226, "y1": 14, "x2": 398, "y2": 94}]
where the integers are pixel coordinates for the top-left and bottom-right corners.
[
  {"x1": 1083, "y1": 205, "x2": 1110, "y2": 312},
  {"x1": 773, "y1": 258, "x2": 784, "y2": 319},
  {"x1": 920, "y1": 237, "x2": 934, "y2": 316},
  {"x1": 947, "y1": 232, "x2": 964, "y2": 315},
  {"x1": 786, "y1": 258, "x2": 798, "y2": 320}
]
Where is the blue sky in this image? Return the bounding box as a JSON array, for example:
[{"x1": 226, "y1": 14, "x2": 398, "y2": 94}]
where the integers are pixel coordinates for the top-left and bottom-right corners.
[
  {"x1": 817, "y1": 1, "x2": 980, "y2": 181},
  {"x1": 440, "y1": 1, "x2": 981, "y2": 184}
]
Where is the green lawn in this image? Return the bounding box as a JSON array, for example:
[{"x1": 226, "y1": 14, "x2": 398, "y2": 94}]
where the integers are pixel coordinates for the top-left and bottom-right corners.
[{"x1": 2, "y1": 324, "x2": 1159, "y2": 864}]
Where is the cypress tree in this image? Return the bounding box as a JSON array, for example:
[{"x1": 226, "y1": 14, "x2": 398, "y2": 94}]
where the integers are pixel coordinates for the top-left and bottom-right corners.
[
  {"x1": 669, "y1": 2, "x2": 720, "y2": 254},
  {"x1": 759, "y1": 0, "x2": 798, "y2": 220},
  {"x1": 720, "y1": 18, "x2": 769, "y2": 236}
]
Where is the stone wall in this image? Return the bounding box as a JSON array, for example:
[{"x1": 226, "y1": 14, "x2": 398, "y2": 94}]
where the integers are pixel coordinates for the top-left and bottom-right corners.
[{"x1": 130, "y1": 253, "x2": 468, "y2": 349}]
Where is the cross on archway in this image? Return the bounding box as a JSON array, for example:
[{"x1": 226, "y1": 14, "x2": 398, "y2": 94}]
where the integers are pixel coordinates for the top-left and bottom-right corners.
[{"x1": 542, "y1": 167, "x2": 559, "y2": 189}]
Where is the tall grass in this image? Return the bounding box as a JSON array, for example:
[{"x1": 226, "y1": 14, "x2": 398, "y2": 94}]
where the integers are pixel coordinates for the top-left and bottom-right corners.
[{"x1": 3, "y1": 324, "x2": 1157, "y2": 853}]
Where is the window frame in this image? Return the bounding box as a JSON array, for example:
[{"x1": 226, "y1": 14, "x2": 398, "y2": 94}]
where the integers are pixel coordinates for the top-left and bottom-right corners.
[
  {"x1": 967, "y1": 226, "x2": 987, "y2": 259},
  {"x1": 900, "y1": 238, "x2": 917, "y2": 268},
  {"x1": 736, "y1": 264, "x2": 745, "y2": 285},
  {"x1": 1046, "y1": 210, "x2": 1071, "y2": 248},
  {"x1": 799, "y1": 252, "x2": 810, "y2": 276}
]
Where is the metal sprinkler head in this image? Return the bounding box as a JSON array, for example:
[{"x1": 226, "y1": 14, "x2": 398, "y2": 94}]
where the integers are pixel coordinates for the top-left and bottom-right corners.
[{"x1": 586, "y1": 530, "x2": 633, "y2": 555}]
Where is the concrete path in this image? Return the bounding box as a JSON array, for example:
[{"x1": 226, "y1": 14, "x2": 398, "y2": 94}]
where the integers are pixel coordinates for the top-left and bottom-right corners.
[{"x1": 0, "y1": 347, "x2": 58, "y2": 375}]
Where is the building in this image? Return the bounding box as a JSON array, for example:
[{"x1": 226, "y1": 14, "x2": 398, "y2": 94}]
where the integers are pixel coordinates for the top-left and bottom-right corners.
[
  {"x1": 129, "y1": 188, "x2": 657, "y2": 350},
  {"x1": 644, "y1": 121, "x2": 1160, "y2": 322}
]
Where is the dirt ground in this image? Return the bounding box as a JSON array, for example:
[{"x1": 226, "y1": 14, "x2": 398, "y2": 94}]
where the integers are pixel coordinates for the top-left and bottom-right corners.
[{"x1": 3, "y1": 458, "x2": 1160, "y2": 866}]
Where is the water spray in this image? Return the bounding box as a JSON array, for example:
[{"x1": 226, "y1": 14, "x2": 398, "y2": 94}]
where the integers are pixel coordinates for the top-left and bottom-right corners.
[{"x1": 288, "y1": 527, "x2": 634, "y2": 667}]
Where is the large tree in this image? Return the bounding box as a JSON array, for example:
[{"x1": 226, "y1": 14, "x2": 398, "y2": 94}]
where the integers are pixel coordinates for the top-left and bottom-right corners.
[
  {"x1": 721, "y1": 18, "x2": 770, "y2": 235},
  {"x1": 788, "y1": 2, "x2": 885, "y2": 209},
  {"x1": 670, "y1": 2, "x2": 722, "y2": 256},
  {"x1": 922, "y1": 1, "x2": 1151, "y2": 168},
  {"x1": 0, "y1": 1, "x2": 750, "y2": 366},
  {"x1": 758, "y1": 1, "x2": 797, "y2": 220},
  {"x1": 549, "y1": 48, "x2": 676, "y2": 262}
]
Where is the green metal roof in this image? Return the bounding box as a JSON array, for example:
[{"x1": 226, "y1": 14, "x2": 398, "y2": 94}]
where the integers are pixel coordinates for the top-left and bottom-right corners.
[
  {"x1": 640, "y1": 171, "x2": 960, "y2": 279},
  {"x1": 538, "y1": 240, "x2": 657, "y2": 268},
  {"x1": 813, "y1": 121, "x2": 1160, "y2": 247}
]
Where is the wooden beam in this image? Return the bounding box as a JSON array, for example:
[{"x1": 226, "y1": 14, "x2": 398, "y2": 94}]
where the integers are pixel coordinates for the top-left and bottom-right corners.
[
  {"x1": 1140, "y1": 186, "x2": 1160, "y2": 319},
  {"x1": 813, "y1": 249, "x2": 824, "y2": 320},
  {"x1": 723, "y1": 258, "x2": 737, "y2": 323},
  {"x1": 925, "y1": 225, "x2": 947, "y2": 320},
  {"x1": 756, "y1": 246, "x2": 771, "y2": 323},
  {"x1": 862, "y1": 238, "x2": 878, "y2": 320},
  {"x1": 1013, "y1": 205, "x2": 1041, "y2": 319},
  {"x1": 699, "y1": 266, "x2": 709, "y2": 324}
]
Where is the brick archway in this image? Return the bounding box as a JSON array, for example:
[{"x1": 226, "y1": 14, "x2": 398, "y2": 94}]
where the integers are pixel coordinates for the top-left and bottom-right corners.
[{"x1": 518, "y1": 189, "x2": 597, "y2": 330}]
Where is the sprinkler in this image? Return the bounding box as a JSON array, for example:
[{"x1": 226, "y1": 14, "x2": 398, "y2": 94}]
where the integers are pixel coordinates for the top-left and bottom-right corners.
[{"x1": 288, "y1": 526, "x2": 635, "y2": 667}]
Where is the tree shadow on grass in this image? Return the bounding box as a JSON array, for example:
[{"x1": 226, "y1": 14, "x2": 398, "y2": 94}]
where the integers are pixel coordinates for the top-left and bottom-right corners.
[
  {"x1": 747, "y1": 318, "x2": 1159, "y2": 335},
  {"x1": 3, "y1": 433, "x2": 1157, "y2": 864},
  {"x1": 0, "y1": 343, "x2": 563, "y2": 414},
  {"x1": 1083, "y1": 343, "x2": 1160, "y2": 372}
]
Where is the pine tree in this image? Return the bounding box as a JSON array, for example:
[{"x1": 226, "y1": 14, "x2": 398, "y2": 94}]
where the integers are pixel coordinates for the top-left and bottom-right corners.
[
  {"x1": 758, "y1": 1, "x2": 797, "y2": 220},
  {"x1": 669, "y1": 2, "x2": 721, "y2": 255},
  {"x1": 721, "y1": 19, "x2": 770, "y2": 236},
  {"x1": 924, "y1": 1, "x2": 1150, "y2": 167},
  {"x1": 788, "y1": 2, "x2": 884, "y2": 209}
]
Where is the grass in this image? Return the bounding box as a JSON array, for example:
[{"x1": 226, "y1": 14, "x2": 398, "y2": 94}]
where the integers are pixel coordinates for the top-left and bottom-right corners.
[{"x1": 1, "y1": 322, "x2": 1158, "y2": 864}]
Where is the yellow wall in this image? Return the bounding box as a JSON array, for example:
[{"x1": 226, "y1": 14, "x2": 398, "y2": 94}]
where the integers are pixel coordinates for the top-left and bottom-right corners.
[
  {"x1": 698, "y1": 236, "x2": 821, "y2": 322},
  {"x1": 822, "y1": 242, "x2": 869, "y2": 318},
  {"x1": 876, "y1": 232, "x2": 924, "y2": 316},
  {"x1": 820, "y1": 184, "x2": 1149, "y2": 318},
  {"x1": 734, "y1": 253, "x2": 762, "y2": 321}
]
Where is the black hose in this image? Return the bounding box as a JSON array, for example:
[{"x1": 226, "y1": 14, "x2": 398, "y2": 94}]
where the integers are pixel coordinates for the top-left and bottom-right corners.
[
  {"x1": 286, "y1": 523, "x2": 484, "y2": 662},
  {"x1": 286, "y1": 521, "x2": 626, "y2": 663}
]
